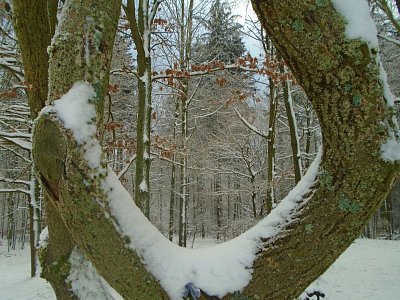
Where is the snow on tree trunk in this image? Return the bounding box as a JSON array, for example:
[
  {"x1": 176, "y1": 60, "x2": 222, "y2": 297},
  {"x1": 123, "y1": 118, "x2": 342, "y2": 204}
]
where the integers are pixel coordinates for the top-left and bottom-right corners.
[
  {"x1": 15, "y1": 0, "x2": 400, "y2": 299},
  {"x1": 240, "y1": 0, "x2": 400, "y2": 297},
  {"x1": 124, "y1": 0, "x2": 161, "y2": 218}
]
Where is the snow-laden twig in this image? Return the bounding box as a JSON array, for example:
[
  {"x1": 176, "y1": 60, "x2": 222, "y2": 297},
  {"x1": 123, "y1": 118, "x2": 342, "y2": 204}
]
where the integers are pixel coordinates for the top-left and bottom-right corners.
[
  {"x1": 234, "y1": 107, "x2": 268, "y2": 139},
  {"x1": 378, "y1": 34, "x2": 400, "y2": 46},
  {"x1": 0, "y1": 177, "x2": 31, "y2": 186},
  {"x1": 0, "y1": 116, "x2": 32, "y2": 124},
  {"x1": 0, "y1": 130, "x2": 31, "y2": 139},
  {"x1": 0, "y1": 188, "x2": 30, "y2": 195},
  {"x1": 0, "y1": 136, "x2": 32, "y2": 150},
  {"x1": 0, "y1": 145, "x2": 31, "y2": 162},
  {"x1": 117, "y1": 154, "x2": 137, "y2": 179}
]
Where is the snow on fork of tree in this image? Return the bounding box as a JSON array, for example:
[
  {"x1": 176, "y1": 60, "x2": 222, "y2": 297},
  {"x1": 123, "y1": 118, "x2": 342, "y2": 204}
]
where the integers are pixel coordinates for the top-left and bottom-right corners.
[
  {"x1": 39, "y1": 81, "x2": 103, "y2": 169},
  {"x1": 331, "y1": 0, "x2": 400, "y2": 162},
  {"x1": 39, "y1": 80, "x2": 322, "y2": 298},
  {"x1": 103, "y1": 151, "x2": 322, "y2": 299}
]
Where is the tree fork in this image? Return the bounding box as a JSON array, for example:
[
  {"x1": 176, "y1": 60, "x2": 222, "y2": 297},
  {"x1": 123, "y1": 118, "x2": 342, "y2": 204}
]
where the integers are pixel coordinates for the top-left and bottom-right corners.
[
  {"x1": 17, "y1": 0, "x2": 400, "y2": 299},
  {"x1": 238, "y1": 0, "x2": 400, "y2": 298},
  {"x1": 33, "y1": 113, "x2": 169, "y2": 299}
]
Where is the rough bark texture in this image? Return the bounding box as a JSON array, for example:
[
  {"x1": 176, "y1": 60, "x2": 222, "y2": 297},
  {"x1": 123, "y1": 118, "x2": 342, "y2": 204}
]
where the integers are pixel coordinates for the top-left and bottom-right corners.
[
  {"x1": 21, "y1": 0, "x2": 400, "y2": 299},
  {"x1": 33, "y1": 0, "x2": 169, "y2": 298},
  {"x1": 33, "y1": 115, "x2": 169, "y2": 299},
  {"x1": 234, "y1": 0, "x2": 399, "y2": 298},
  {"x1": 13, "y1": 0, "x2": 50, "y2": 119},
  {"x1": 13, "y1": 0, "x2": 69, "y2": 288}
]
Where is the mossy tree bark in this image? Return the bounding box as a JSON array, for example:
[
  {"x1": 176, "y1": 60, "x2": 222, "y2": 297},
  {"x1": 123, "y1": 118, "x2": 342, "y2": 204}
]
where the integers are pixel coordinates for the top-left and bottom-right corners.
[
  {"x1": 236, "y1": 0, "x2": 399, "y2": 298},
  {"x1": 13, "y1": 0, "x2": 51, "y2": 119},
  {"x1": 17, "y1": 0, "x2": 400, "y2": 299},
  {"x1": 13, "y1": 0, "x2": 66, "y2": 281}
]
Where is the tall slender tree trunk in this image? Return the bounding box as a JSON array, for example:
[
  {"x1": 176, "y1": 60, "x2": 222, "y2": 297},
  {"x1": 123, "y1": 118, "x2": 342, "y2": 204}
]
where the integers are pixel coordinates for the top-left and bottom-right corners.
[
  {"x1": 261, "y1": 78, "x2": 277, "y2": 216},
  {"x1": 13, "y1": 0, "x2": 60, "y2": 280},
  {"x1": 215, "y1": 168, "x2": 223, "y2": 241},
  {"x1": 304, "y1": 100, "x2": 314, "y2": 169},
  {"x1": 283, "y1": 81, "x2": 303, "y2": 183},
  {"x1": 15, "y1": 0, "x2": 400, "y2": 299},
  {"x1": 124, "y1": 0, "x2": 157, "y2": 218},
  {"x1": 168, "y1": 100, "x2": 179, "y2": 241},
  {"x1": 177, "y1": 0, "x2": 194, "y2": 247},
  {"x1": 28, "y1": 173, "x2": 41, "y2": 277}
]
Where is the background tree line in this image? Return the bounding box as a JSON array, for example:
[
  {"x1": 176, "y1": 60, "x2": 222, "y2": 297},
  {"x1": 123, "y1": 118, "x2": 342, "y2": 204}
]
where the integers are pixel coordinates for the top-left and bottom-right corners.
[
  {"x1": 0, "y1": 1, "x2": 399, "y2": 298},
  {"x1": 1, "y1": 0, "x2": 399, "y2": 251}
]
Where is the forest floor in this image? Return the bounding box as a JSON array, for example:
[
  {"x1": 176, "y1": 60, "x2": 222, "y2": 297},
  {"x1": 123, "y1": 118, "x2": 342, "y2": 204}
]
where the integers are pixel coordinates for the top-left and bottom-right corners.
[{"x1": 0, "y1": 238, "x2": 399, "y2": 300}]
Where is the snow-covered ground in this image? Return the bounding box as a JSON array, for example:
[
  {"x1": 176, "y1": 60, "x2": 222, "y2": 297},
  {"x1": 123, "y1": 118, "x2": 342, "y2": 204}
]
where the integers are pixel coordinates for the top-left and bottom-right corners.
[
  {"x1": 0, "y1": 238, "x2": 399, "y2": 300},
  {"x1": 0, "y1": 240, "x2": 55, "y2": 300}
]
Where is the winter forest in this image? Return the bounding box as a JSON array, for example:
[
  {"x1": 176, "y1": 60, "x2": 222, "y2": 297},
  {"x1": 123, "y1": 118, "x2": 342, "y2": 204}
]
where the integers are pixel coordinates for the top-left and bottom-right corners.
[{"x1": 0, "y1": 0, "x2": 399, "y2": 299}]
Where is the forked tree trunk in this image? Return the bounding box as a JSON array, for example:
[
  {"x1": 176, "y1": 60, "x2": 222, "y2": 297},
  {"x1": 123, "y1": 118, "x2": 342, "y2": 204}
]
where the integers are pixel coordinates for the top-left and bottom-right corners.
[
  {"x1": 239, "y1": 1, "x2": 399, "y2": 298},
  {"x1": 18, "y1": 0, "x2": 400, "y2": 299}
]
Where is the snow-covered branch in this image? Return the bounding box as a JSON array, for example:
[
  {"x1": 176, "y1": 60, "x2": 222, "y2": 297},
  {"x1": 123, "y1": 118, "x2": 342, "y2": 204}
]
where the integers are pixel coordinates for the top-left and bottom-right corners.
[
  {"x1": 111, "y1": 62, "x2": 262, "y2": 82},
  {"x1": 378, "y1": 34, "x2": 400, "y2": 46},
  {"x1": 152, "y1": 63, "x2": 260, "y2": 81},
  {"x1": 0, "y1": 136, "x2": 32, "y2": 150},
  {"x1": 234, "y1": 108, "x2": 268, "y2": 139},
  {"x1": 117, "y1": 154, "x2": 137, "y2": 179},
  {"x1": 0, "y1": 177, "x2": 31, "y2": 186},
  {"x1": 0, "y1": 188, "x2": 30, "y2": 195},
  {"x1": 0, "y1": 130, "x2": 31, "y2": 139},
  {"x1": 0, "y1": 57, "x2": 24, "y2": 80},
  {"x1": 0, "y1": 145, "x2": 31, "y2": 162}
]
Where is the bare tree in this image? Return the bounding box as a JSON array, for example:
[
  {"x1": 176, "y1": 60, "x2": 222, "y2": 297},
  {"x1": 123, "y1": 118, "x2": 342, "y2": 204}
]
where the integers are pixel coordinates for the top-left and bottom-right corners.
[{"x1": 12, "y1": 0, "x2": 400, "y2": 299}]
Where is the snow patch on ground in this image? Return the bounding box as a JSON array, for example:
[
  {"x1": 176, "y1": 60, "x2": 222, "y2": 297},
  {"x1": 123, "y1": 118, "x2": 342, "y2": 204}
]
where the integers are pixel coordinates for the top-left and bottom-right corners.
[
  {"x1": 0, "y1": 240, "x2": 55, "y2": 300},
  {"x1": 303, "y1": 239, "x2": 400, "y2": 300},
  {"x1": 1, "y1": 238, "x2": 399, "y2": 300}
]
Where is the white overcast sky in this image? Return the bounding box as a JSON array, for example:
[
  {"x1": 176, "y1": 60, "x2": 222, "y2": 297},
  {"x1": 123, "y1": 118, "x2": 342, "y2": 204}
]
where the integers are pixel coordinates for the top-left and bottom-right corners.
[{"x1": 232, "y1": 0, "x2": 262, "y2": 56}]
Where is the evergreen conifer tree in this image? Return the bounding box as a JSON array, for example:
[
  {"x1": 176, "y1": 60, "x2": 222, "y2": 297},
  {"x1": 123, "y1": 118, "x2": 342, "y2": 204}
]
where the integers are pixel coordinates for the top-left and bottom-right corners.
[{"x1": 195, "y1": 0, "x2": 246, "y2": 64}]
